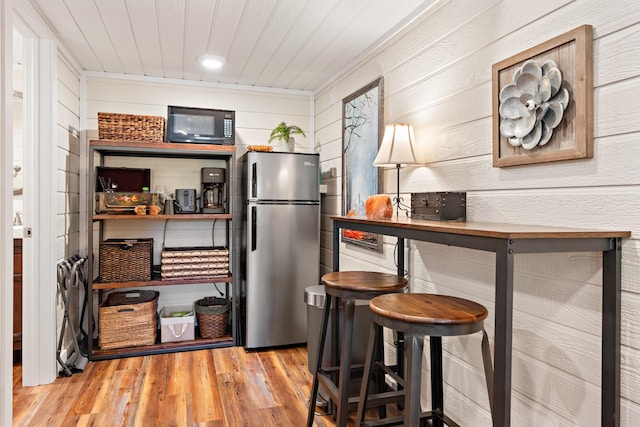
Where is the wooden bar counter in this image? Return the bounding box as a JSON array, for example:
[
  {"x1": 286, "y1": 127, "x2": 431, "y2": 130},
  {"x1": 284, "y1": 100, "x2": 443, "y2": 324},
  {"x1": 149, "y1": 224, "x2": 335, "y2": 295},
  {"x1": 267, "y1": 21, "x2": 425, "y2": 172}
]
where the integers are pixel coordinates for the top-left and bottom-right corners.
[{"x1": 331, "y1": 215, "x2": 630, "y2": 427}]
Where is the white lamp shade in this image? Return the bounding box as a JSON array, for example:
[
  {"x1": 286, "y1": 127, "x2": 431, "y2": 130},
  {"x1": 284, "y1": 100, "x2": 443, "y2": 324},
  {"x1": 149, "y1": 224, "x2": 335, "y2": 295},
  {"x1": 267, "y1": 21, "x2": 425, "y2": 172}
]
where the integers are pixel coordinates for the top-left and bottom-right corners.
[{"x1": 373, "y1": 123, "x2": 420, "y2": 167}]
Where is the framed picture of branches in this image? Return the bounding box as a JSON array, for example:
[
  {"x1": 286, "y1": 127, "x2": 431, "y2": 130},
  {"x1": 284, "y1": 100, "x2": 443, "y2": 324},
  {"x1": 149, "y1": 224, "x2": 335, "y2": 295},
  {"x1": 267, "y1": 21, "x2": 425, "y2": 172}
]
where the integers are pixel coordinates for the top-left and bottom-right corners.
[{"x1": 341, "y1": 77, "x2": 384, "y2": 252}]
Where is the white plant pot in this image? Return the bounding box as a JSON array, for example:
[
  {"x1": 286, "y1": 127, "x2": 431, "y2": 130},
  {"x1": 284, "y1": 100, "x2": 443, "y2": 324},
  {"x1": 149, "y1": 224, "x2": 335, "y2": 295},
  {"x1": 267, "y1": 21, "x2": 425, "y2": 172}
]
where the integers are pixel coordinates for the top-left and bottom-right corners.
[{"x1": 283, "y1": 137, "x2": 295, "y2": 153}]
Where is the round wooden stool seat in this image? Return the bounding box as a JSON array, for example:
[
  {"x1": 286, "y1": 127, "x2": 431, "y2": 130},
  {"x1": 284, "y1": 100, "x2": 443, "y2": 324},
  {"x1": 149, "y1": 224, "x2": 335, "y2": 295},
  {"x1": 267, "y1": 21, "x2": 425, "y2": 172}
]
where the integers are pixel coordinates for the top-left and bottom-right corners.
[
  {"x1": 370, "y1": 293, "x2": 488, "y2": 336},
  {"x1": 321, "y1": 271, "x2": 408, "y2": 300},
  {"x1": 357, "y1": 292, "x2": 493, "y2": 427}
]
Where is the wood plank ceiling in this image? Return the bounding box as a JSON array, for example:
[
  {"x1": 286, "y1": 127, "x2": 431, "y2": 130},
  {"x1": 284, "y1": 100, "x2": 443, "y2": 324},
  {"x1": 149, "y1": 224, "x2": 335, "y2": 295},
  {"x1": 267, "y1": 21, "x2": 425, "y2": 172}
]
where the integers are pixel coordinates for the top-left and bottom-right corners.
[{"x1": 29, "y1": 0, "x2": 437, "y2": 92}]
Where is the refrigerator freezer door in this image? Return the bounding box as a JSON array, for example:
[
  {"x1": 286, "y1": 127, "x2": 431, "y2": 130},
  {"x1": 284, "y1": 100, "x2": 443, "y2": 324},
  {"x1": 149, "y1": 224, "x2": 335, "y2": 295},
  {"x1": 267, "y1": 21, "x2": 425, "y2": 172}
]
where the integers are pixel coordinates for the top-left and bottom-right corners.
[
  {"x1": 247, "y1": 152, "x2": 319, "y2": 202},
  {"x1": 245, "y1": 202, "x2": 320, "y2": 348}
]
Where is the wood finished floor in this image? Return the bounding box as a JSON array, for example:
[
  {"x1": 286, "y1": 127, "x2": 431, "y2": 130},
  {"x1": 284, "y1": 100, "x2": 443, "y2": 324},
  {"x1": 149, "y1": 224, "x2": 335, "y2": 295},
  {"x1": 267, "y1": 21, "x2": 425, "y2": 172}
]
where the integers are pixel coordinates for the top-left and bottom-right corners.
[{"x1": 13, "y1": 346, "x2": 397, "y2": 426}]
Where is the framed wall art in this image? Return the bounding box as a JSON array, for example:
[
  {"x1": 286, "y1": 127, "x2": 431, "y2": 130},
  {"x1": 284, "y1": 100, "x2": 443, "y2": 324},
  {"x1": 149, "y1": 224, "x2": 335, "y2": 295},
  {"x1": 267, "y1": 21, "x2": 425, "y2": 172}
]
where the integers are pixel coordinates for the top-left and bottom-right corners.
[
  {"x1": 492, "y1": 25, "x2": 593, "y2": 167},
  {"x1": 342, "y1": 77, "x2": 384, "y2": 252}
]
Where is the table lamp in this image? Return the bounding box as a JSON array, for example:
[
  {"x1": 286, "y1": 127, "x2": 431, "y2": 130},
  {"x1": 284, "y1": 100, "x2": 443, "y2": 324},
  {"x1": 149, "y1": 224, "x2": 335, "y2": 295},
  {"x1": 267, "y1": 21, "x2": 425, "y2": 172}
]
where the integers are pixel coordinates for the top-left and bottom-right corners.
[{"x1": 373, "y1": 123, "x2": 421, "y2": 217}]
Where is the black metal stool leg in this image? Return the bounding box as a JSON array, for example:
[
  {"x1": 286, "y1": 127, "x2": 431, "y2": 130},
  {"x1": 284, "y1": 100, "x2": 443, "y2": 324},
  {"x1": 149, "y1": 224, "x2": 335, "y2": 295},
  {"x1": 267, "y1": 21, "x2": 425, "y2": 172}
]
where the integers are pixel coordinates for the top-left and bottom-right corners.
[
  {"x1": 374, "y1": 323, "x2": 387, "y2": 420},
  {"x1": 396, "y1": 331, "x2": 405, "y2": 411},
  {"x1": 356, "y1": 321, "x2": 380, "y2": 424},
  {"x1": 336, "y1": 299, "x2": 356, "y2": 426},
  {"x1": 430, "y1": 336, "x2": 444, "y2": 427},
  {"x1": 481, "y1": 329, "x2": 495, "y2": 425},
  {"x1": 405, "y1": 334, "x2": 424, "y2": 427},
  {"x1": 307, "y1": 294, "x2": 333, "y2": 427}
]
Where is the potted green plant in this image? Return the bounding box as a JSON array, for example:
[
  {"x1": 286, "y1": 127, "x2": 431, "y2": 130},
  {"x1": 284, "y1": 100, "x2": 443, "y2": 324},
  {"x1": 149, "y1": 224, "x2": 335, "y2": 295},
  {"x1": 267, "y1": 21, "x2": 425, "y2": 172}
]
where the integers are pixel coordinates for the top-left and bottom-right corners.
[{"x1": 268, "y1": 122, "x2": 306, "y2": 152}]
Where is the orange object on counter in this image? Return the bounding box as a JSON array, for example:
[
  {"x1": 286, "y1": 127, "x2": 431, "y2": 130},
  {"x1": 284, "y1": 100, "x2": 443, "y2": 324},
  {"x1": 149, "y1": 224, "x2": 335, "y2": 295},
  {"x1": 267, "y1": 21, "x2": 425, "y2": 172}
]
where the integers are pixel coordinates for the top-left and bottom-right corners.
[{"x1": 365, "y1": 195, "x2": 393, "y2": 219}]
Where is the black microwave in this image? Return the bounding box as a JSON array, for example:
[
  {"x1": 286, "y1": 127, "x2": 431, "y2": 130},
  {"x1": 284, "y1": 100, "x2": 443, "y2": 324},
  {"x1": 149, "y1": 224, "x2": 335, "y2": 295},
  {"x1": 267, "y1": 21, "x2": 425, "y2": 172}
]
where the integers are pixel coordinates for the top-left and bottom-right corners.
[{"x1": 166, "y1": 106, "x2": 235, "y2": 145}]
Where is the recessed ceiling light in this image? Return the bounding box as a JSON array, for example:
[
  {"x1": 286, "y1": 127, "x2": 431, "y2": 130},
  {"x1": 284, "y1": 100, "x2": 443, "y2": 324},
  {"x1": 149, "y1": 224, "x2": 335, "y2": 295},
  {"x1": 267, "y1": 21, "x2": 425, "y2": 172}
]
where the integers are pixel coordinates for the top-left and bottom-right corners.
[{"x1": 199, "y1": 55, "x2": 225, "y2": 70}]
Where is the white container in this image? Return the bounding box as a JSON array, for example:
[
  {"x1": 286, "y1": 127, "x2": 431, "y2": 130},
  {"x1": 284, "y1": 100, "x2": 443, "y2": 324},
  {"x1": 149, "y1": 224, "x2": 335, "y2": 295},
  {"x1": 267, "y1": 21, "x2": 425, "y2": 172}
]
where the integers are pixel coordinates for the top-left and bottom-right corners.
[{"x1": 159, "y1": 304, "x2": 195, "y2": 343}]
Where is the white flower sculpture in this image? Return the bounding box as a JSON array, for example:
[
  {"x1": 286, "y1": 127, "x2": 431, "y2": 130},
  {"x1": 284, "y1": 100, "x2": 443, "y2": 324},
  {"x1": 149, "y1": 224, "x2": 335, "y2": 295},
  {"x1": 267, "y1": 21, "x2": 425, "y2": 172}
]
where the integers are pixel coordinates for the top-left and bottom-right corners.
[{"x1": 498, "y1": 59, "x2": 569, "y2": 150}]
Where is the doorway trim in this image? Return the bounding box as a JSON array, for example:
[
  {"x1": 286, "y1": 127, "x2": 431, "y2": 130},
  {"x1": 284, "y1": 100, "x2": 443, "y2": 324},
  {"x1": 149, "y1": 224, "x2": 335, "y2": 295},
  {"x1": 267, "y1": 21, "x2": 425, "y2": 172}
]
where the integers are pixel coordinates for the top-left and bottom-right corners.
[
  {"x1": 1, "y1": 0, "x2": 15, "y2": 424},
  {"x1": 19, "y1": 35, "x2": 57, "y2": 387}
]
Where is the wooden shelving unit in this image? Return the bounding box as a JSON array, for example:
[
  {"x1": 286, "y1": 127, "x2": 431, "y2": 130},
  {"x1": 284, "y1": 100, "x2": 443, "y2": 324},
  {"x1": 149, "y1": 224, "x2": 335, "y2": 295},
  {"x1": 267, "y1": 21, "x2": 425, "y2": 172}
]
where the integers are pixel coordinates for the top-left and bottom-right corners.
[{"x1": 87, "y1": 139, "x2": 239, "y2": 360}]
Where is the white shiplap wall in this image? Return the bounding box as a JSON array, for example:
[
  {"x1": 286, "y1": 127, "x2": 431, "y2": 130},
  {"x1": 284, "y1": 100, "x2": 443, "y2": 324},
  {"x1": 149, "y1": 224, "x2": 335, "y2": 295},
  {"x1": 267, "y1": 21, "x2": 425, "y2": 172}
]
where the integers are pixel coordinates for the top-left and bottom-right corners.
[{"x1": 315, "y1": 0, "x2": 640, "y2": 425}]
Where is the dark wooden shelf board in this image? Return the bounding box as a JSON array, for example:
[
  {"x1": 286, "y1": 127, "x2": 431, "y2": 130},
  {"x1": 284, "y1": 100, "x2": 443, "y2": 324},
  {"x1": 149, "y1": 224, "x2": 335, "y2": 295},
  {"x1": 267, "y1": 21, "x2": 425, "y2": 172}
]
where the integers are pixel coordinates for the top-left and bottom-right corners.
[{"x1": 90, "y1": 335, "x2": 234, "y2": 360}]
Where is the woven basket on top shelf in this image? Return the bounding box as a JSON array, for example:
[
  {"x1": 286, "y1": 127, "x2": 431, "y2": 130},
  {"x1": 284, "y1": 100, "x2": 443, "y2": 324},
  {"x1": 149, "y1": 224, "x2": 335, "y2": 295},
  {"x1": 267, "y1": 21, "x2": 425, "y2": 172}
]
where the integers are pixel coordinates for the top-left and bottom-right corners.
[
  {"x1": 195, "y1": 297, "x2": 230, "y2": 338},
  {"x1": 98, "y1": 112, "x2": 165, "y2": 142}
]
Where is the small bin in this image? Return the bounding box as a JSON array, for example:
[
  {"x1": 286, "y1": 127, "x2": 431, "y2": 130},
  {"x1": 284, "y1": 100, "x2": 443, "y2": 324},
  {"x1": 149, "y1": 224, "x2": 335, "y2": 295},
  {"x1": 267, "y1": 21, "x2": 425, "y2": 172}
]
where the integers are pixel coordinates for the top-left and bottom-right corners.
[
  {"x1": 304, "y1": 285, "x2": 371, "y2": 374},
  {"x1": 195, "y1": 297, "x2": 230, "y2": 338},
  {"x1": 160, "y1": 304, "x2": 195, "y2": 343}
]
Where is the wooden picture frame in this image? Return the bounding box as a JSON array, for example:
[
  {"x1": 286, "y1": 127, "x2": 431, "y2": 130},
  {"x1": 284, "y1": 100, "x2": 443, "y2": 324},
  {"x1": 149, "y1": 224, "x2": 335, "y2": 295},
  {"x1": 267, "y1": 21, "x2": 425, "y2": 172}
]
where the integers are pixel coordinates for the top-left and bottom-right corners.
[
  {"x1": 492, "y1": 25, "x2": 593, "y2": 167},
  {"x1": 341, "y1": 77, "x2": 384, "y2": 252}
]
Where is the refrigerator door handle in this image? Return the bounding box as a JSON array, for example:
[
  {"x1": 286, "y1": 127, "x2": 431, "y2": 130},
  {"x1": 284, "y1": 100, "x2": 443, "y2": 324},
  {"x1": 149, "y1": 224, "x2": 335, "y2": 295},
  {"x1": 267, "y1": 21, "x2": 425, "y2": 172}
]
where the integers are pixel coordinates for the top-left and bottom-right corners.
[
  {"x1": 251, "y1": 162, "x2": 257, "y2": 199},
  {"x1": 251, "y1": 206, "x2": 257, "y2": 251}
]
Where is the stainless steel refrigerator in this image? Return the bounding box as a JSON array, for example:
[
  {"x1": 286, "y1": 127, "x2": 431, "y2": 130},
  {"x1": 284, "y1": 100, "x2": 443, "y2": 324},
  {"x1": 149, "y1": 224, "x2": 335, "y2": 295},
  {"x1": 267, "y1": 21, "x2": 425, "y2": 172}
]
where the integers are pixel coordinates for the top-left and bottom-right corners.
[{"x1": 239, "y1": 151, "x2": 320, "y2": 349}]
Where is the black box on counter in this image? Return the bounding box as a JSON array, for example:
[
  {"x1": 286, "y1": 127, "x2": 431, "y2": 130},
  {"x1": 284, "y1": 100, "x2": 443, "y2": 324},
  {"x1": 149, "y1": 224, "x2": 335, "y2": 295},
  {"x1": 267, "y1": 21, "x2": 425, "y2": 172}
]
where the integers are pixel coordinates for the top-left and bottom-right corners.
[{"x1": 410, "y1": 192, "x2": 466, "y2": 222}]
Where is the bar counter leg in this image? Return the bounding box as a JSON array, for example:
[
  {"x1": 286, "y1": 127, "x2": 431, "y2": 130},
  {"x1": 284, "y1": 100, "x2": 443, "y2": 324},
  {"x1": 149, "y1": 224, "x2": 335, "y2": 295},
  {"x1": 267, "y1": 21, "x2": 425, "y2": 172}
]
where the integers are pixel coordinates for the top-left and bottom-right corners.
[
  {"x1": 333, "y1": 222, "x2": 340, "y2": 272},
  {"x1": 493, "y1": 242, "x2": 514, "y2": 427},
  {"x1": 602, "y1": 238, "x2": 622, "y2": 427}
]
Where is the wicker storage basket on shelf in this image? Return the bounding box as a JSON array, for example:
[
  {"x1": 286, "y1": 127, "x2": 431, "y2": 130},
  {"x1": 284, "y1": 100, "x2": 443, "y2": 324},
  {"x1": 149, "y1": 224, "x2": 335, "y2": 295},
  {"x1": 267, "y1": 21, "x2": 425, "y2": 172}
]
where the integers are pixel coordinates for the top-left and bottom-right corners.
[
  {"x1": 98, "y1": 112, "x2": 165, "y2": 142},
  {"x1": 160, "y1": 246, "x2": 229, "y2": 280},
  {"x1": 195, "y1": 297, "x2": 230, "y2": 338},
  {"x1": 99, "y1": 290, "x2": 159, "y2": 350},
  {"x1": 99, "y1": 238, "x2": 153, "y2": 282}
]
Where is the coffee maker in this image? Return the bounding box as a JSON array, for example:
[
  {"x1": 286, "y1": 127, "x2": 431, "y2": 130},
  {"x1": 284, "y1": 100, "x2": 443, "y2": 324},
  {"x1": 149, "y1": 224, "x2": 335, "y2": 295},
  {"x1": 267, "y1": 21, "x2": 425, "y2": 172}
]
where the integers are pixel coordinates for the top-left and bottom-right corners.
[{"x1": 201, "y1": 167, "x2": 226, "y2": 213}]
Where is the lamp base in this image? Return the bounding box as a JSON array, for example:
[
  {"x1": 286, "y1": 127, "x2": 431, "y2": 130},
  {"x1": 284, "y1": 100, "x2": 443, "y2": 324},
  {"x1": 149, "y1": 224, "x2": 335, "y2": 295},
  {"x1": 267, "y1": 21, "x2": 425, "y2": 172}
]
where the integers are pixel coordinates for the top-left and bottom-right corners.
[
  {"x1": 392, "y1": 196, "x2": 412, "y2": 218},
  {"x1": 393, "y1": 164, "x2": 411, "y2": 218}
]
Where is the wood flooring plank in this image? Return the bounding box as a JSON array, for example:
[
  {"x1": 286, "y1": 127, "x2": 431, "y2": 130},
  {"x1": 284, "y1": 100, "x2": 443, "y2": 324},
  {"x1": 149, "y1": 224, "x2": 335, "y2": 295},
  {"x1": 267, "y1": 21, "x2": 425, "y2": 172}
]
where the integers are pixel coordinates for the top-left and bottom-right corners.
[
  {"x1": 191, "y1": 350, "x2": 224, "y2": 424},
  {"x1": 215, "y1": 371, "x2": 253, "y2": 426},
  {"x1": 132, "y1": 352, "x2": 170, "y2": 426},
  {"x1": 123, "y1": 355, "x2": 151, "y2": 427},
  {"x1": 193, "y1": 421, "x2": 225, "y2": 427},
  {"x1": 67, "y1": 358, "x2": 118, "y2": 417},
  {"x1": 159, "y1": 392, "x2": 190, "y2": 427},
  {"x1": 212, "y1": 346, "x2": 247, "y2": 374},
  {"x1": 89, "y1": 368, "x2": 136, "y2": 426},
  {"x1": 12, "y1": 389, "x2": 49, "y2": 426},
  {"x1": 24, "y1": 365, "x2": 96, "y2": 427},
  {"x1": 258, "y1": 350, "x2": 308, "y2": 423}
]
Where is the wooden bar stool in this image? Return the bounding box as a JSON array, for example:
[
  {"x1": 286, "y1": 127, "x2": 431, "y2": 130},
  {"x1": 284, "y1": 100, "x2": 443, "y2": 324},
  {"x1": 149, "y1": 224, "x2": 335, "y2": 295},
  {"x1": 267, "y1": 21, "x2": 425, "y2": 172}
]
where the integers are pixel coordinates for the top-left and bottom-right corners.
[
  {"x1": 307, "y1": 271, "x2": 408, "y2": 427},
  {"x1": 356, "y1": 293, "x2": 494, "y2": 427}
]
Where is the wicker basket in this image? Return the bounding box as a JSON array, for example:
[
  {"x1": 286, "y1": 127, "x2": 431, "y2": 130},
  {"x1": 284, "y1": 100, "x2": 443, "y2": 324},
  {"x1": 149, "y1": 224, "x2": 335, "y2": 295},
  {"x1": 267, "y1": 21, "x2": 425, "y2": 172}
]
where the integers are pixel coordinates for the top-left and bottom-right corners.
[
  {"x1": 99, "y1": 290, "x2": 159, "y2": 349},
  {"x1": 195, "y1": 297, "x2": 230, "y2": 338},
  {"x1": 98, "y1": 112, "x2": 165, "y2": 142},
  {"x1": 161, "y1": 246, "x2": 229, "y2": 280},
  {"x1": 99, "y1": 238, "x2": 153, "y2": 282}
]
